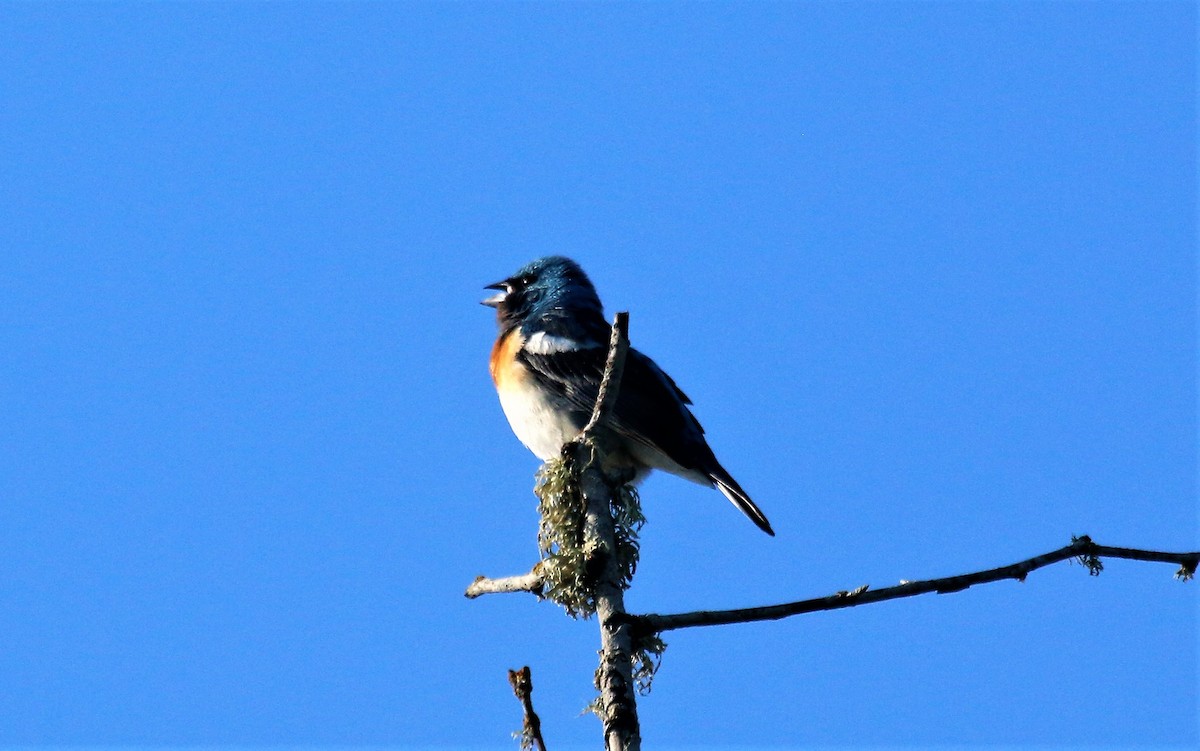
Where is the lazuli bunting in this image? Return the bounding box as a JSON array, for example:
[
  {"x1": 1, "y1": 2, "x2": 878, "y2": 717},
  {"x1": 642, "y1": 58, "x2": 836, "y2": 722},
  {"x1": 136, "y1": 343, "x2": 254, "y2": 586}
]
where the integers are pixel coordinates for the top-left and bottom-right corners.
[{"x1": 482, "y1": 256, "x2": 774, "y2": 536}]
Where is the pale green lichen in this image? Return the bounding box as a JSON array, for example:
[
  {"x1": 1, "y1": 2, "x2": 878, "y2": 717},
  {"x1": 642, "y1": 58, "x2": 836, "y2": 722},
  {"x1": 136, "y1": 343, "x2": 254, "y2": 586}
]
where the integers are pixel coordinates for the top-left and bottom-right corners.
[
  {"x1": 533, "y1": 453, "x2": 644, "y2": 618},
  {"x1": 585, "y1": 633, "x2": 666, "y2": 717},
  {"x1": 534, "y1": 456, "x2": 591, "y2": 617},
  {"x1": 536, "y1": 446, "x2": 663, "y2": 708},
  {"x1": 610, "y1": 482, "x2": 645, "y2": 590},
  {"x1": 631, "y1": 633, "x2": 667, "y2": 695}
]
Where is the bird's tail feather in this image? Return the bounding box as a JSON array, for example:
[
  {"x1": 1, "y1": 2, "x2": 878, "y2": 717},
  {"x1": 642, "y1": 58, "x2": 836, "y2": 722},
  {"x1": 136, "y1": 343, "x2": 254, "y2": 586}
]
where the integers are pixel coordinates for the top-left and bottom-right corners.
[{"x1": 711, "y1": 472, "x2": 775, "y2": 536}]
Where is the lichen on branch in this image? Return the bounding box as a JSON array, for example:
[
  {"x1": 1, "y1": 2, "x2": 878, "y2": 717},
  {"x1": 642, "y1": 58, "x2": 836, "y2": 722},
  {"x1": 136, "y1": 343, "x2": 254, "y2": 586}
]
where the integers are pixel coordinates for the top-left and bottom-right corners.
[{"x1": 534, "y1": 453, "x2": 644, "y2": 619}]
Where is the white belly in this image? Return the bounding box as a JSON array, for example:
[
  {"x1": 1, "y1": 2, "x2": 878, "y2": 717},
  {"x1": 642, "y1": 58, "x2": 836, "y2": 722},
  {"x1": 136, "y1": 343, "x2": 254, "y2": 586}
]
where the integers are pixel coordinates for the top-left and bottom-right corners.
[{"x1": 497, "y1": 375, "x2": 583, "y2": 461}]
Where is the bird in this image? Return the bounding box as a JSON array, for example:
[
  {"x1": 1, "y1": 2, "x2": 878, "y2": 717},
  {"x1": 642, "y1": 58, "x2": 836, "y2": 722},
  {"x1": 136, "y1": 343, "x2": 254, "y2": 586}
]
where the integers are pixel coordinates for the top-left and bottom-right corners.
[{"x1": 482, "y1": 256, "x2": 774, "y2": 536}]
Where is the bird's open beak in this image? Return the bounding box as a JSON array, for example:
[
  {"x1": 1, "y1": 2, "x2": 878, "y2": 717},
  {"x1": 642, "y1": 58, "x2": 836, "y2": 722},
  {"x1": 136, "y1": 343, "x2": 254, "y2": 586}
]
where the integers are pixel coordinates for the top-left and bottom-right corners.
[{"x1": 481, "y1": 281, "x2": 507, "y2": 308}]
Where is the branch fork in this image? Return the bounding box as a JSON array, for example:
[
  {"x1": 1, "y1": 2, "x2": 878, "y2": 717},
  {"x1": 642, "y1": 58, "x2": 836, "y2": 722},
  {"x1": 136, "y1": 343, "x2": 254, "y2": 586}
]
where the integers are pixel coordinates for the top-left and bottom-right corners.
[{"x1": 467, "y1": 314, "x2": 1198, "y2": 751}]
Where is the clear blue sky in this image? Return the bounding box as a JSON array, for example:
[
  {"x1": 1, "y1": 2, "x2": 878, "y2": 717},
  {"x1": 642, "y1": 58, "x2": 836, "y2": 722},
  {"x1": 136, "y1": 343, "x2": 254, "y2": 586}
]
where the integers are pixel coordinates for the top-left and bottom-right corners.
[{"x1": 0, "y1": 1, "x2": 1195, "y2": 748}]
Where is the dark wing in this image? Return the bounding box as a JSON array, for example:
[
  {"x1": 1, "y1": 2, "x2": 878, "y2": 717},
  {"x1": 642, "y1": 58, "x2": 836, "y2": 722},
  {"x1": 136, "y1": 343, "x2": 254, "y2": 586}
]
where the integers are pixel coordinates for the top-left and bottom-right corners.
[
  {"x1": 517, "y1": 344, "x2": 717, "y2": 470},
  {"x1": 609, "y1": 349, "x2": 718, "y2": 469},
  {"x1": 519, "y1": 344, "x2": 775, "y2": 535},
  {"x1": 613, "y1": 359, "x2": 775, "y2": 535}
]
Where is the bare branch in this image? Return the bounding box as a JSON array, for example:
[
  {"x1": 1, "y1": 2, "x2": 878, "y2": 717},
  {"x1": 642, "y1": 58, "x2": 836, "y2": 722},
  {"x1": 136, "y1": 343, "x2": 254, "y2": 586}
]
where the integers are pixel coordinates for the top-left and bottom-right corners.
[
  {"x1": 628, "y1": 536, "x2": 1199, "y2": 636},
  {"x1": 465, "y1": 570, "x2": 544, "y2": 599},
  {"x1": 1085, "y1": 543, "x2": 1199, "y2": 574},
  {"x1": 572, "y1": 311, "x2": 641, "y2": 751},
  {"x1": 508, "y1": 666, "x2": 548, "y2": 751}
]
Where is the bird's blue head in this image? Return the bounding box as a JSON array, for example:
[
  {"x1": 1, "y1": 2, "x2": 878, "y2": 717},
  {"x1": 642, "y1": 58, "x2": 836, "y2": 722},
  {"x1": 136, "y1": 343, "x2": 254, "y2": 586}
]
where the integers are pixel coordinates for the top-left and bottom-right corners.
[{"x1": 482, "y1": 256, "x2": 606, "y2": 336}]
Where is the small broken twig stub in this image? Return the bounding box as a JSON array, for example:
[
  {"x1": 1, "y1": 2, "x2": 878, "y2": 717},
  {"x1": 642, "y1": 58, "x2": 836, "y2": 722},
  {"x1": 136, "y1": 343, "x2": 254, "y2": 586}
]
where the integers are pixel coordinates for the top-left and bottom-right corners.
[
  {"x1": 465, "y1": 570, "x2": 544, "y2": 599},
  {"x1": 508, "y1": 666, "x2": 548, "y2": 751}
]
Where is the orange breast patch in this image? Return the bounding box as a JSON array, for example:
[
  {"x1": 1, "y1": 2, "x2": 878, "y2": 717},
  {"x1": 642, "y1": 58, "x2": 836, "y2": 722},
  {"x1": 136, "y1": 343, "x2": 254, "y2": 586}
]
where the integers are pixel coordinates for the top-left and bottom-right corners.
[{"x1": 489, "y1": 328, "x2": 525, "y2": 389}]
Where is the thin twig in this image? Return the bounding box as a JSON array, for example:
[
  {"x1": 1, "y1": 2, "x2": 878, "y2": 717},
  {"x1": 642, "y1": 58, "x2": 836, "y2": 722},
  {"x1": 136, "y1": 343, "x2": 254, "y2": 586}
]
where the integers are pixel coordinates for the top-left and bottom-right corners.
[
  {"x1": 627, "y1": 536, "x2": 1199, "y2": 636},
  {"x1": 581, "y1": 311, "x2": 630, "y2": 436},
  {"x1": 508, "y1": 666, "x2": 548, "y2": 751},
  {"x1": 1086, "y1": 543, "x2": 1199, "y2": 570}
]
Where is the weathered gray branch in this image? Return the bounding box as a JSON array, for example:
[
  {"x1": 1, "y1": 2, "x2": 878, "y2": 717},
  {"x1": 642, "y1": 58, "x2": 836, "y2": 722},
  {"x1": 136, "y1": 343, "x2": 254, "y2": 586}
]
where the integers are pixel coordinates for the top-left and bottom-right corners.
[
  {"x1": 625, "y1": 536, "x2": 1199, "y2": 636},
  {"x1": 466, "y1": 570, "x2": 543, "y2": 599},
  {"x1": 572, "y1": 311, "x2": 640, "y2": 751}
]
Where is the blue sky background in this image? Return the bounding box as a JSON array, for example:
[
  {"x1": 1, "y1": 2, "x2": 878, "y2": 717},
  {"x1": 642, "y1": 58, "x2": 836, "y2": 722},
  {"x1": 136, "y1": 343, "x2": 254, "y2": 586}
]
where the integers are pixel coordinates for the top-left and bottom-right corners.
[{"x1": 0, "y1": 1, "x2": 1195, "y2": 748}]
